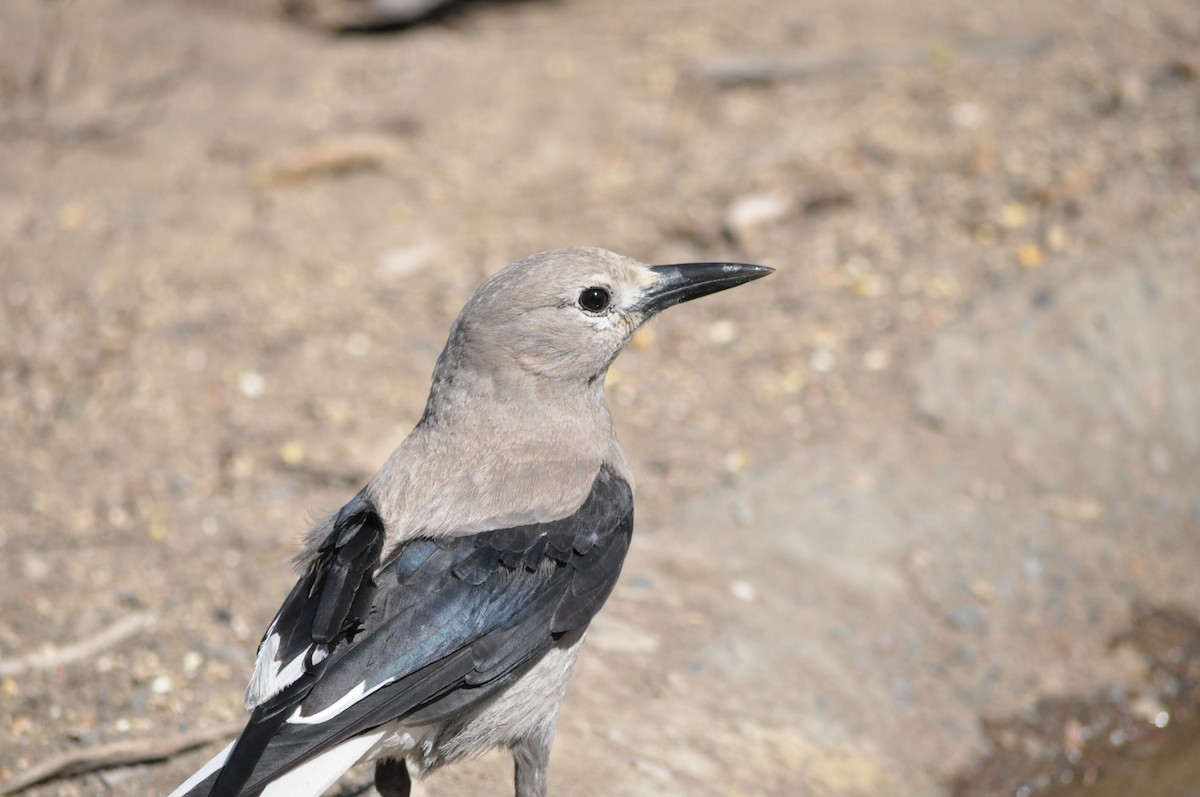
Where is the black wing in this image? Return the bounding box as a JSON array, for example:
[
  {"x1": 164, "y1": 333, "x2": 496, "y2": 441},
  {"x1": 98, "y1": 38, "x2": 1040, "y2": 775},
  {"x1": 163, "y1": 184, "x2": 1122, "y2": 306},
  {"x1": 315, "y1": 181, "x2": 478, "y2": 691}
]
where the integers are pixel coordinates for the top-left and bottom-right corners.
[{"x1": 201, "y1": 464, "x2": 633, "y2": 797}]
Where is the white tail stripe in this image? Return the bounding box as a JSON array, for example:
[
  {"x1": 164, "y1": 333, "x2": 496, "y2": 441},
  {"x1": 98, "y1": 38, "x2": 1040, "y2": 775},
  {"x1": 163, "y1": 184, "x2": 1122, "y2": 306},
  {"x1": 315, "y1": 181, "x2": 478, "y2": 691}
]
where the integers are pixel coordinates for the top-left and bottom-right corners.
[
  {"x1": 259, "y1": 731, "x2": 385, "y2": 797},
  {"x1": 167, "y1": 739, "x2": 236, "y2": 797}
]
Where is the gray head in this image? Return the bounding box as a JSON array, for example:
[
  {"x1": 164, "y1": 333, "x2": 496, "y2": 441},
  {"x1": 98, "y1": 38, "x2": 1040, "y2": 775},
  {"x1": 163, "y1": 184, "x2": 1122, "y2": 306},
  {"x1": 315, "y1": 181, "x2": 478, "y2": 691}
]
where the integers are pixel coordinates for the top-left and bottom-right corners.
[{"x1": 435, "y1": 247, "x2": 773, "y2": 387}]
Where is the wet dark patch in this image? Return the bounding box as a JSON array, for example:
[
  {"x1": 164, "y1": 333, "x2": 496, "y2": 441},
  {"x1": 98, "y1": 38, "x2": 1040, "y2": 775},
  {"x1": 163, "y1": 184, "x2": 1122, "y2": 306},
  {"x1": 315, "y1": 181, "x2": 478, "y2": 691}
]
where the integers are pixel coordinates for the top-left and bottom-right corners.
[{"x1": 950, "y1": 604, "x2": 1200, "y2": 797}]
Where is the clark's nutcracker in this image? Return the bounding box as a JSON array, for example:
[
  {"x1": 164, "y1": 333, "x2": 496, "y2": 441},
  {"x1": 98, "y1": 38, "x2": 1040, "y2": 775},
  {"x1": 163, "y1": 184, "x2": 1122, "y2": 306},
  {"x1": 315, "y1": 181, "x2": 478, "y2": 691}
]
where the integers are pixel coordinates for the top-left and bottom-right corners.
[{"x1": 170, "y1": 247, "x2": 772, "y2": 797}]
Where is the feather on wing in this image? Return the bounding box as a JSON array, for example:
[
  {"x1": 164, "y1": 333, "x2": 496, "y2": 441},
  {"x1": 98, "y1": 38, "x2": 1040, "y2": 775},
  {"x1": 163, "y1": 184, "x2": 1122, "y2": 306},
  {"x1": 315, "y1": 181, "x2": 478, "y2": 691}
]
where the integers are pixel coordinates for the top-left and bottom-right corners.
[{"x1": 189, "y1": 465, "x2": 632, "y2": 797}]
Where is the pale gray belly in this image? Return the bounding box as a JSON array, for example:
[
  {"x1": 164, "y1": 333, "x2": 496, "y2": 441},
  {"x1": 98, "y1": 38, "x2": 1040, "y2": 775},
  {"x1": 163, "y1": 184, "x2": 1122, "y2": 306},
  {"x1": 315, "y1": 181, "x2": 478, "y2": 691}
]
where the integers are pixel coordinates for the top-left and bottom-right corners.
[{"x1": 365, "y1": 634, "x2": 587, "y2": 772}]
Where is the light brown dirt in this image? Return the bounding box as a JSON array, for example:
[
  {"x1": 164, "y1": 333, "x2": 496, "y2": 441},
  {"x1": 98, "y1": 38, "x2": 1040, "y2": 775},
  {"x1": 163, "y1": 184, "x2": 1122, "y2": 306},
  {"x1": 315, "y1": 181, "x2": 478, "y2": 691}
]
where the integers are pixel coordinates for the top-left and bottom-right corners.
[{"x1": 1, "y1": 1, "x2": 1198, "y2": 795}]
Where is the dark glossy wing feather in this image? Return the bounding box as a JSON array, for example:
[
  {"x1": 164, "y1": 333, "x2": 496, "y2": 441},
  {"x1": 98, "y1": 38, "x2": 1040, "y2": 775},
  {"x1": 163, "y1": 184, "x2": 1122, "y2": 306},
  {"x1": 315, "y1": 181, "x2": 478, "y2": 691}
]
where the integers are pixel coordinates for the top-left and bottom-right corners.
[
  {"x1": 208, "y1": 491, "x2": 386, "y2": 795},
  {"x1": 194, "y1": 465, "x2": 633, "y2": 797}
]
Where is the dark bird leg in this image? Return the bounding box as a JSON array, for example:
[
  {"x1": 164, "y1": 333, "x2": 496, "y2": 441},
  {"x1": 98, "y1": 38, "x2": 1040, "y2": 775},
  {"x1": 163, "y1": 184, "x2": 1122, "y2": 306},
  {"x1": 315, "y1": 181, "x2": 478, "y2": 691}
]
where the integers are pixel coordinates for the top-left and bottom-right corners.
[
  {"x1": 512, "y1": 738, "x2": 551, "y2": 797},
  {"x1": 374, "y1": 758, "x2": 412, "y2": 797}
]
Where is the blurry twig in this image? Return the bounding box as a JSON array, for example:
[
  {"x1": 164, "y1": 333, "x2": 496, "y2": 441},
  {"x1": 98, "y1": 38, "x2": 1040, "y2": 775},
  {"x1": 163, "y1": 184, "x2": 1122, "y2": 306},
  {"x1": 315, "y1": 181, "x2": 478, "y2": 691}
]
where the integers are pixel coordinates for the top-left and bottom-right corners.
[
  {"x1": 252, "y1": 134, "x2": 406, "y2": 188},
  {"x1": 30, "y1": 0, "x2": 75, "y2": 105},
  {"x1": 0, "y1": 611, "x2": 157, "y2": 677},
  {"x1": 0, "y1": 720, "x2": 243, "y2": 796},
  {"x1": 687, "y1": 34, "x2": 1056, "y2": 87}
]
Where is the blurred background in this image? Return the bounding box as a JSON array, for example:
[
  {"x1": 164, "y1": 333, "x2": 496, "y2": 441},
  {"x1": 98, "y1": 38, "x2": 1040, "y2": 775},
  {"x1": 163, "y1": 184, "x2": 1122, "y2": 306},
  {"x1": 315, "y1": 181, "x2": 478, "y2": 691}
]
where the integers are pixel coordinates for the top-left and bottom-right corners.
[{"x1": 1, "y1": 1, "x2": 1199, "y2": 795}]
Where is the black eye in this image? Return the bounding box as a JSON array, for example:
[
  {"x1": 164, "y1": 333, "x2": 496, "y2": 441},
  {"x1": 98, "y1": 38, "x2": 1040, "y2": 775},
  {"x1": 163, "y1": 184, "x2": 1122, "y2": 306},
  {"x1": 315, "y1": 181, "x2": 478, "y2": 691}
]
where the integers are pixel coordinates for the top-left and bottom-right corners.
[{"x1": 578, "y1": 286, "x2": 611, "y2": 314}]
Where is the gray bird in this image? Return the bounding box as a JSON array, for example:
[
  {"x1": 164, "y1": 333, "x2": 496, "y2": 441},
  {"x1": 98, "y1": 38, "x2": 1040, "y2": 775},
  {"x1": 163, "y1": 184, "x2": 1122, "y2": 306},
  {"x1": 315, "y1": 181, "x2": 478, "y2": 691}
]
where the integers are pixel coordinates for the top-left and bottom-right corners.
[{"x1": 169, "y1": 247, "x2": 772, "y2": 797}]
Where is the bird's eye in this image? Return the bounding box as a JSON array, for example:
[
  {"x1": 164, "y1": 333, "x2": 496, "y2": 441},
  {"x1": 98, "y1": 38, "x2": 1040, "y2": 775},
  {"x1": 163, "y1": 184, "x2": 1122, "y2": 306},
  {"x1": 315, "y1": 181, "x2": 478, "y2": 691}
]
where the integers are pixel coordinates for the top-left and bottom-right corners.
[{"x1": 578, "y1": 287, "x2": 611, "y2": 314}]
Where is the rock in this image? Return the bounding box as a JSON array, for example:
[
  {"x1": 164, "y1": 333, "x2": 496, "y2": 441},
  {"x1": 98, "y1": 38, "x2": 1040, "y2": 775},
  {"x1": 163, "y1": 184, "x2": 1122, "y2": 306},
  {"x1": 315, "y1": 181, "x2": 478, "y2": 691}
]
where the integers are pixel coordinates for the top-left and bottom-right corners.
[{"x1": 724, "y1": 191, "x2": 793, "y2": 244}]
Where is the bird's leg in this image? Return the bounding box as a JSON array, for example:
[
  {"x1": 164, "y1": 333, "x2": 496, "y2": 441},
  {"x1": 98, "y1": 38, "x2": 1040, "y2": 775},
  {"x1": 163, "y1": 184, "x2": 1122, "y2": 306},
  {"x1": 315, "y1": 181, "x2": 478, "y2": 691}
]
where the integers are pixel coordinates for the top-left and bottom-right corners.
[
  {"x1": 374, "y1": 757, "x2": 412, "y2": 797},
  {"x1": 511, "y1": 738, "x2": 551, "y2": 797}
]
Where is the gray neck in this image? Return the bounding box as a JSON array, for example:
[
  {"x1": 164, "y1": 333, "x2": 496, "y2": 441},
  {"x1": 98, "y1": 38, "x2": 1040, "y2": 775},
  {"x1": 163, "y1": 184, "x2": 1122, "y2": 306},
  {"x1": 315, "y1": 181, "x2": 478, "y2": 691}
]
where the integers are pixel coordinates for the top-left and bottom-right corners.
[{"x1": 369, "y1": 357, "x2": 630, "y2": 543}]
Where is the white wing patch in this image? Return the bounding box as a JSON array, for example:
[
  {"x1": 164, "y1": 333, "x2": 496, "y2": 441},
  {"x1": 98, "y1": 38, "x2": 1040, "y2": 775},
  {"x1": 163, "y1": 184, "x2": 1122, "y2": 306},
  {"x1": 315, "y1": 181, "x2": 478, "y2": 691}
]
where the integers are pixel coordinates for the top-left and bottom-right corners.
[
  {"x1": 244, "y1": 632, "x2": 325, "y2": 710},
  {"x1": 287, "y1": 677, "x2": 396, "y2": 725}
]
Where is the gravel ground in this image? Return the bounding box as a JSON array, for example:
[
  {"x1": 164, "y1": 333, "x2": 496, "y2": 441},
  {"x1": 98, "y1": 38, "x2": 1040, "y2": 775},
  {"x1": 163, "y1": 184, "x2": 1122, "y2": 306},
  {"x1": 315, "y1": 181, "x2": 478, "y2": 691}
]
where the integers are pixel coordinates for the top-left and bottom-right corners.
[{"x1": 1, "y1": 0, "x2": 1198, "y2": 795}]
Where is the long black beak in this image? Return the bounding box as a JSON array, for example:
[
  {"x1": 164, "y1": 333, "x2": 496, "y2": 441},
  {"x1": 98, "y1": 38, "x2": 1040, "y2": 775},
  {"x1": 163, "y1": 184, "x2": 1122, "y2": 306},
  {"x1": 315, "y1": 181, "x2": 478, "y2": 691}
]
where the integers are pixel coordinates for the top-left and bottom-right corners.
[{"x1": 640, "y1": 262, "x2": 774, "y2": 314}]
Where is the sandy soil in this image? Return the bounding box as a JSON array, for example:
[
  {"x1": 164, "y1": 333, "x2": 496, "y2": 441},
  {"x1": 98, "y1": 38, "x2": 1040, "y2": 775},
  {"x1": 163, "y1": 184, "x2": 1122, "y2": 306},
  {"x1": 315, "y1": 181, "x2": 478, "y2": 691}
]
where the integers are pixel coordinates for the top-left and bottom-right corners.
[{"x1": 1, "y1": 0, "x2": 1198, "y2": 795}]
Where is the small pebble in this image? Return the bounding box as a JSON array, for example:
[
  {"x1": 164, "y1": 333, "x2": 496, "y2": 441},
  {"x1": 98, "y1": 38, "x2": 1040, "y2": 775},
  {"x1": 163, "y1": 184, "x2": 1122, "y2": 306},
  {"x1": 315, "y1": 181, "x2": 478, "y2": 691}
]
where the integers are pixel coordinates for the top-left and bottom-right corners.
[
  {"x1": 810, "y1": 349, "x2": 836, "y2": 373},
  {"x1": 949, "y1": 102, "x2": 986, "y2": 129},
  {"x1": 279, "y1": 440, "x2": 305, "y2": 465},
  {"x1": 1045, "y1": 224, "x2": 1067, "y2": 252},
  {"x1": 1000, "y1": 203, "x2": 1029, "y2": 229},
  {"x1": 725, "y1": 191, "x2": 792, "y2": 242},
  {"x1": 58, "y1": 202, "x2": 86, "y2": 231},
  {"x1": 148, "y1": 516, "x2": 168, "y2": 542},
  {"x1": 862, "y1": 349, "x2": 889, "y2": 371},
  {"x1": 238, "y1": 371, "x2": 266, "y2": 398},
  {"x1": 1017, "y1": 243, "x2": 1046, "y2": 268},
  {"x1": 1044, "y1": 495, "x2": 1103, "y2": 521},
  {"x1": 723, "y1": 449, "x2": 749, "y2": 473},
  {"x1": 1130, "y1": 694, "x2": 1166, "y2": 723},
  {"x1": 708, "y1": 320, "x2": 738, "y2": 344},
  {"x1": 730, "y1": 580, "x2": 757, "y2": 603},
  {"x1": 779, "y1": 369, "x2": 806, "y2": 394},
  {"x1": 852, "y1": 273, "x2": 889, "y2": 297},
  {"x1": 969, "y1": 577, "x2": 995, "y2": 603},
  {"x1": 377, "y1": 242, "x2": 439, "y2": 278},
  {"x1": 929, "y1": 273, "x2": 961, "y2": 299}
]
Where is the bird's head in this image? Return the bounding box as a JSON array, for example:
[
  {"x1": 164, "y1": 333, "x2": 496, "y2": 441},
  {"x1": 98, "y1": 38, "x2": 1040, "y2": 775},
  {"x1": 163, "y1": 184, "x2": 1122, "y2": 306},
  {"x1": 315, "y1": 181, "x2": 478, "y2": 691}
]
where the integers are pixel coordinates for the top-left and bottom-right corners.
[{"x1": 439, "y1": 247, "x2": 773, "y2": 387}]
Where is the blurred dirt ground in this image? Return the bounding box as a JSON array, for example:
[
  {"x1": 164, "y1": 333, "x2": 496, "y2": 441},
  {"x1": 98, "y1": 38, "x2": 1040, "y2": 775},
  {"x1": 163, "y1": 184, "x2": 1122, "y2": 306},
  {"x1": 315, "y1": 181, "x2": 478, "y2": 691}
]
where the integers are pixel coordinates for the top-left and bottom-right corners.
[{"x1": 1, "y1": 0, "x2": 1199, "y2": 795}]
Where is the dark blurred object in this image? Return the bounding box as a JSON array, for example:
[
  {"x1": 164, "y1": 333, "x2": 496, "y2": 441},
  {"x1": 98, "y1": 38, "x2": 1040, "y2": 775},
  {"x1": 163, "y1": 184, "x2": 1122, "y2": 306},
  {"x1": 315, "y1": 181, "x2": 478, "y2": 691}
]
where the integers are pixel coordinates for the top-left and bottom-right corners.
[
  {"x1": 285, "y1": 0, "x2": 447, "y2": 31},
  {"x1": 283, "y1": 0, "x2": 532, "y2": 32}
]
